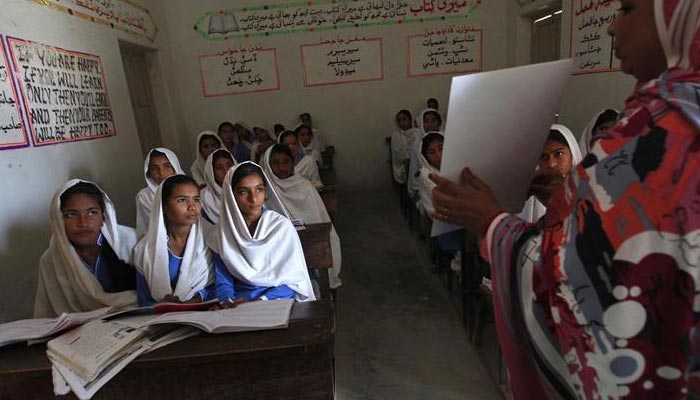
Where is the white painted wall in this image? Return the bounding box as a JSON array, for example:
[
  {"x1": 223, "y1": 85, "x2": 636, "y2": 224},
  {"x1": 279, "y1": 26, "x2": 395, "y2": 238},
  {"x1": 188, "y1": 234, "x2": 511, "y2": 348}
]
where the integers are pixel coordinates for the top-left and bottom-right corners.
[
  {"x1": 0, "y1": 0, "x2": 157, "y2": 322},
  {"x1": 156, "y1": 0, "x2": 512, "y2": 193}
]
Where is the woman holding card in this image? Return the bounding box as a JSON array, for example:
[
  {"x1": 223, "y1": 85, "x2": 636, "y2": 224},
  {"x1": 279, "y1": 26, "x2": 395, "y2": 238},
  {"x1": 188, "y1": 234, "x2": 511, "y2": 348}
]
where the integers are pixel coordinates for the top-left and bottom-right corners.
[{"x1": 431, "y1": 1, "x2": 700, "y2": 397}]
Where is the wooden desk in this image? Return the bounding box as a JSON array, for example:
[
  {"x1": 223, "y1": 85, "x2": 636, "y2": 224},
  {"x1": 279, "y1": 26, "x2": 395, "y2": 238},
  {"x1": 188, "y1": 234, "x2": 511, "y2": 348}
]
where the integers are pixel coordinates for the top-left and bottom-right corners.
[
  {"x1": 319, "y1": 166, "x2": 336, "y2": 186},
  {"x1": 321, "y1": 146, "x2": 335, "y2": 169},
  {"x1": 319, "y1": 188, "x2": 338, "y2": 215},
  {"x1": 297, "y1": 223, "x2": 333, "y2": 299},
  {"x1": 0, "y1": 301, "x2": 336, "y2": 400}
]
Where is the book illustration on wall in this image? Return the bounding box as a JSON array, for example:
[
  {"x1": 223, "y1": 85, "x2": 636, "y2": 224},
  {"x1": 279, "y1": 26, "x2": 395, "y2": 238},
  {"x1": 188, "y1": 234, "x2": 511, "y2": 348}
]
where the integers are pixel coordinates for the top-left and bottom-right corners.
[
  {"x1": 194, "y1": 0, "x2": 486, "y2": 41},
  {"x1": 0, "y1": 35, "x2": 29, "y2": 150},
  {"x1": 300, "y1": 36, "x2": 384, "y2": 87},
  {"x1": 199, "y1": 45, "x2": 281, "y2": 97},
  {"x1": 569, "y1": 0, "x2": 620, "y2": 75},
  {"x1": 24, "y1": 0, "x2": 158, "y2": 42},
  {"x1": 6, "y1": 37, "x2": 116, "y2": 147},
  {"x1": 408, "y1": 24, "x2": 483, "y2": 77}
]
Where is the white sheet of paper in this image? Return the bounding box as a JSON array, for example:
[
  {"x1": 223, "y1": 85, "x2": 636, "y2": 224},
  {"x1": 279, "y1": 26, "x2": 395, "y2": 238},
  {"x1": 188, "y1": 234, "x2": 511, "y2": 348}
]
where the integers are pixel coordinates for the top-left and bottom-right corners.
[{"x1": 432, "y1": 59, "x2": 573, "y2": 237}]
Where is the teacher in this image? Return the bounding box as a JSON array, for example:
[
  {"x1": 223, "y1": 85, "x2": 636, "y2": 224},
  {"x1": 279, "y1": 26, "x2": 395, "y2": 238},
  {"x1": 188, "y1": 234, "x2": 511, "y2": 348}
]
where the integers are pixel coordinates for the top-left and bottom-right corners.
[{"x1": 430, "y1": 0, "x2": 700, "y2": 398}]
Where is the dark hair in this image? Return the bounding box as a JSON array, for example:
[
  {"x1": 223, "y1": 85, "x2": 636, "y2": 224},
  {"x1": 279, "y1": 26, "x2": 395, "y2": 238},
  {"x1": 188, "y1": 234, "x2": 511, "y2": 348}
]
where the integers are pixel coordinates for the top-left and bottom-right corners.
[
  {"x1": 299, "y1": 112, "x2": 311, "y2": 119},
  {"x1": 423, "y1": 110, "x2": 442, "y2": 127},
  {"x1": 546, "y1": 130, "x2": 568, "y2": 146},
  {"x1": 294, "y1": 124, "x2": 313, "y2": 136},
  {"x1": 273, "y1": 123, "x2": 285, "y2": 134},
  {"x1": 593, "y1": 109, "x2": 619, "y2": 131},
  {"x1": 161, "y1": 175, "x2": 199, "y2": 203},
  {"x1": 149, "y1": 149, "x2": 167, "y2": 162},
  {"x1": 217, "y1": 121, "x2": 234, "y2": 135},
  {"x1": 396, "y1": 109, "x2": 412, "y2": 121},
  {"x1": 60, "y1": 182, "x2": 106, "y2": 212},
  {"x1": 427, "y1": 98, "x2": 438, "y2": 106},
  {"x1": 231, "y1": 163, "x2": 266, "y2": 189},
  {"x1": 270, "y1": 144, "x2": 294, "y2": 162},
  {"x1": 279, "y1": 130, "x2": 298, "y2": 143},
  {"x1": 211, "y1": 149, "x2": 234, "y2": 165},
  {"x1": 199, "y1": 134, "x2": 219, "y2": 150},
  {"x1": 421, "y1": 133, "x2": 444, "y2": 157}
]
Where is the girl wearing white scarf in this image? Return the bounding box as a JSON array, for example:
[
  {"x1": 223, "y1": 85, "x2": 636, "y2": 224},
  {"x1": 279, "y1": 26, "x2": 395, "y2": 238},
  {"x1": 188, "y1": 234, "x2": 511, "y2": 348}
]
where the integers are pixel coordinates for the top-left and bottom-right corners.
[
  {"x1": 135, "y1": 148, "x2": 184, "y2": 237},
  {"x1": 519, "y1": 124, "x2": 583, "y2": 223},
  {"x1": 234, "y1": 121, "x2": 255, "y2": 160},
  {"x1": 208, "y1": 162, "x2": 315, "y2": 302},
  {"x1": 294, "y1": 123, "x2": 323, "y2": 166},
  {"x1": 278, "y1": 130, "x2": 322, "y2": 187},
  {"x1": 417, "y1": 132, "x2": 445, "y2": 215},
  {"x1": 578, "y1": 108, "x2": 620, "y2": 156},
  {"x1": 391, "y1": 109, "x2": 421, "y2": 185},
  {"x1": 190, "y1": 131, "x2": 222, "y2": 186},
  {"x1": 261, "y1": 144, "x2": 343, "y2": 289},
  {"x1": 133, "y1": 175, "x2": 215, "y2": 306},
  {"x1": 408, "y1": 108, "x2": 443, "y2": 196},
  {"x1": 200, "y1": 149, "x2": 237, "y2": 236},
  {"x1": 34, "y1": 180, "x2": 138, "y2": 317},
  {"x1": 251, "y1": 126, "x2": 277, "y2": 163}
]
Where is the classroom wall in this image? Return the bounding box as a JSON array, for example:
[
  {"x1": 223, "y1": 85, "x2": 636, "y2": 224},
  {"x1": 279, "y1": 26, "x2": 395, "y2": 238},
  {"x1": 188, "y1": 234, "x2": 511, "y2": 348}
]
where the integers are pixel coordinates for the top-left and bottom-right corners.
[
  {"x1": 0, "y1": 0, "x2": 164, "y2": 322},
  {"x1": 156, "y1": 0, "x2": 512, "y2": 193}
]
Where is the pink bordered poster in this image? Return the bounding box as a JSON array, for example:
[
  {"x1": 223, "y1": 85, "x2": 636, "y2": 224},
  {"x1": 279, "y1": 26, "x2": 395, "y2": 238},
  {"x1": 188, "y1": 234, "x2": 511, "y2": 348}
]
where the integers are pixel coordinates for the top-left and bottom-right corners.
[
  {"x1": 199, "y1": 45, "x2": 281, "y2": 97},
  {"x1": 0, "y1": 35, "x2": 29, "y2": 150},
  {"x1": 6, "y1": 37, "x2": 116, "y2": 147},
  {"x1": 569, "y1": 0, "x2": 621, "y2": 75},
  {"x1": 407, "y1": 25, "x2": 483, "y2": 78},
  {"x1": 300, "y1": 37, "x2": 384, "y2": 87}
]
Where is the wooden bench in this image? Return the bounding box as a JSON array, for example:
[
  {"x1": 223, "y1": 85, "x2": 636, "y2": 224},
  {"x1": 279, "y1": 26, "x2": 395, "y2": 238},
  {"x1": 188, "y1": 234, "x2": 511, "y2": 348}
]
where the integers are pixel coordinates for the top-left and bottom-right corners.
[{"x1": 297, "y1": 222, "x2": 333, "y2": 299}]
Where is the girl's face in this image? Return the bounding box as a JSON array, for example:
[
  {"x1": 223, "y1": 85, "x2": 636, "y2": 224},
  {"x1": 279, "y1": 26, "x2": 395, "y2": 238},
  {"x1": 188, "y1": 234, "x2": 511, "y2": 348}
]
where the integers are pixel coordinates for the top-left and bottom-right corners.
[
  {"x1": 423, "y1": 113, "x2": 441, "y2": 132},
  {"x1": 233, "y1": 174, "x2": 266, "y2": 221},
  {"x1": 425, "y1": 139, "x2": 444, "y2": 169},
  {"x1": 147, "y1": 155, "x2": 176, "y2": 185},
  {"x1": 213, "y1": 156, "x2": 235, "y2": 187},
  {"x1": 396, "y1": 113, "x2": 412, "y2": 130},
  {"x1": 270, "y1": 152, "x2": 294, "y2": 179},
  {"x1": 594, "y1": 120, "x2": 616, "y2": 137},
  {"x1": 254, "y1": 128, "x2": 271, "y2": 142},
  {"x1": 608, "y1": 0, "x2": 667, "y2": 82},
  {"x1": 298, "y1": 128, "x2": 313, "y2": 146},
  {"x1": 538, "y1": 140, "x2": 573, "y2": 176},
  {"x1": 199, "y1": 136, "x2": 220, "y2": 159},
  {"x1": 164, "y1": 183, "x2": 201, "y2": 228},
  {"x1": 219, "y1": 125, "x2": 236, "y2": 146},
  {"x1": 61, "y1": 193, "x2": 104, "y2": 248},
  {"x1": 282, "y1": 135, "x2": 300, "y2": 157}
]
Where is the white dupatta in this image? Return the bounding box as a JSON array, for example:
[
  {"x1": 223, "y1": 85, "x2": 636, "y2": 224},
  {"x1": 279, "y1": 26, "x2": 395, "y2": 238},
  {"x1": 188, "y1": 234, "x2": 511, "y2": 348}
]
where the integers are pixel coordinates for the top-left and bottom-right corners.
[
  {"x1": 207, "y1": 162, "x2": 315, "y2": 301},
  {"x1": 578, "y1": 109, "x2": 620, "y2": 156},
  {"x1": 190, "y1": 131, "x2": 222, "y2": 185},
  {"x1": 261, "y1": 147, "x2": 343, "y2": 288},
  {"x1": 135, "y1": 148, "x2": 184, "y2": 237},
  {"x1": 34, "y1": 180, "x2": 138, "y2": 317},
  {"x1": 417, "y1": 132, "x2": 444, "y2": 215},
  {"x1": 408, "y1": 108, "x2": 442, "y2": 195},
  {"x1": 294, "y1": 123, "x2": 323, "y2": 165},
  {"x1": 200, "y1": 149, "x2": 238, "y2": 227},
  {"x1": 132, "y1": 175, "x2": 214, "y2": 302},
  {"x1": 391, "y1": 112, "x2": 421, "y2": 184},
  {"x1": 278, "y1": 130, "x2": 321, "y2": 186}
]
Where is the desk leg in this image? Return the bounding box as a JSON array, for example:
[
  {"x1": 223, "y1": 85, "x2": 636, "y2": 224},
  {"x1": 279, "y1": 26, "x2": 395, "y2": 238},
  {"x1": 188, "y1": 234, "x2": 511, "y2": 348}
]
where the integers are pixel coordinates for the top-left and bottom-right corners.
[{"x1": 319, "y1": 268, "x2": 331, "y2": 300}]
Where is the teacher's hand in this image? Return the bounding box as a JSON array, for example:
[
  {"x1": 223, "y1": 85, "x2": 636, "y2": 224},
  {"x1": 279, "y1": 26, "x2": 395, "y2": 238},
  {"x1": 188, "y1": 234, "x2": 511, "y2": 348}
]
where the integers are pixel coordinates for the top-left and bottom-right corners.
[
  {"x1": 529, "y1": 170, "x2": 565, "y2": 208},
  {"x1": 430, "y1": 168, "x2": 504, "y2": 235}
]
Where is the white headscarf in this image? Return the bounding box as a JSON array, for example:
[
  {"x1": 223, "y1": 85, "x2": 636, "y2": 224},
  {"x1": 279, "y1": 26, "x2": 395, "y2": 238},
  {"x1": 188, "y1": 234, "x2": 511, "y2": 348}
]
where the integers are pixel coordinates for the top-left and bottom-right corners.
[
  {"x1": 200, "y1": 149, "x2": 237, "y2": 227},
  {"x1": 578, "y1": 109, "x2": 620, "y2": 156},
  {"x1": 190, "y1": 131, "x2": 222, "y2": 185},
  {"x1": 34, "y1": 180, "x2": 138, "y2": 318},
  {"x1": 409, "y1": 109, "x2": 443, "y2": 195},
  {"x1": 207, "y1": 162, "x2": 315, "y2": 301},
  {"x1": 278, "y1": 130, "x2": 322, "y2": 186},
  {"x1": 135, "y1": 148, "x2": 184, "y2": 237},
  {"x1": 261, "y1": 146, "x2": 342, "y2": 288},
  {"x1": 391, "y1": 111, "x2": 421, "y2": 184},
  {"x1": 132, "y1": 175, "x2": 214, "y2": 302},
  {"x1": 417, "y1": 132, "x2": 444, "y2": 215},
  {"x1": 294, "y1": 123, "x2": 323, "y2": 165},
  {"x1": 519, "y1": 124, "x2": 584, "y2": 223}
]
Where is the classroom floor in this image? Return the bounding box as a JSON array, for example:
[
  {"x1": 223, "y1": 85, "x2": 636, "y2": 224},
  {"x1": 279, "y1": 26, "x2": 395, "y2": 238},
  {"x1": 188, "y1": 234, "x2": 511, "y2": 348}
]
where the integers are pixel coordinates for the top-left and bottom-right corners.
[{"x1": 333, "y1": 188, "x2": 501, "y2": 400}]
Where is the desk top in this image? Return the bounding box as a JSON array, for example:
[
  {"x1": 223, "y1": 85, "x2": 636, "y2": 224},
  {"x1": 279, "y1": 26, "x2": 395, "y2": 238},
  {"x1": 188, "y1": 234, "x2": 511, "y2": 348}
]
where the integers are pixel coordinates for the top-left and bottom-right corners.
[{"x1": 0, "y1": 300, "x2": 335, "y2": 374}]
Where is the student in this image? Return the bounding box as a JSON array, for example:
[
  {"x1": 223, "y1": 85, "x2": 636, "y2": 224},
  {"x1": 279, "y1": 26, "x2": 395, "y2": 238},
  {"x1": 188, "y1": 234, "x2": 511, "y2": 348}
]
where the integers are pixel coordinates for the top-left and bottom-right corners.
[
  {"x1": 208, "y1": 162, "x2": 316, "y2": 302},
  {"x1": 217, "y1": 121, "x2": 249, "y2": 163},
  {"x1": 278, "y1": 130, "x2": 322, "y2": 187},
  {"x1": 430, "y1": 1, "x2": 700, "y2": 395},
  {"x1": 190, "y1": 130, "x2": 222, "y2": 186},
  {"x1": 233, "y1": 121, "x2": 254, "y2": 161},
  {"x1": 426, "y1": 97, "x2": 439, "y2": 111},
  {"x1": 299, "y1": 112, "x2": 327, "y2": 151},
  {"x1": 251, "y1": 126, "x2": 276, "y2": 163},
  {"x1": 408, "y1": 108, "x2": 443, "y2": 196},
  {"x1": 520, "y1": 125, "x2": 583, "y2": 223},
  {"x1": 294, "y1": 123, "x2": 323, "y2": 165},
  {"x1": 273, "y1": 123, "x2": 286, "y2": 136},
  {"x1": 133, "y1": 175, "x2": 215, "y2": 307},
  {"x1": 201, "y1": 149, "x2": 237, "y2": 227},
  {"x1": 34, "y1": 180, "x2": 138, "y2": 317},
  {"x1": 578, "y1": 108, "x2": 620, "y2": 155},
  {"x1": 390, "y1": 109, "x2": 421, "y2": 185},
  {"x1": 135, "y1": 148, "x2": 183, "y2": 237},
  {"x1": 261, "y1": 144, "x2": 343, "y2": 289}
]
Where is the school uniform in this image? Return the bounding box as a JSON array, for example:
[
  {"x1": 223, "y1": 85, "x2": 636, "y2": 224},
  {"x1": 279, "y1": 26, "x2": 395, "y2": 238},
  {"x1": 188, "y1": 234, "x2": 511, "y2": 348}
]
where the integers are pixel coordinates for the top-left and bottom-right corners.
[
  {"x1": 135, "y1": 148, "x2": 184, "y2": 237},
  {"x1": 190, "y1": 130, "x2": 222, "y2": 186}
]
